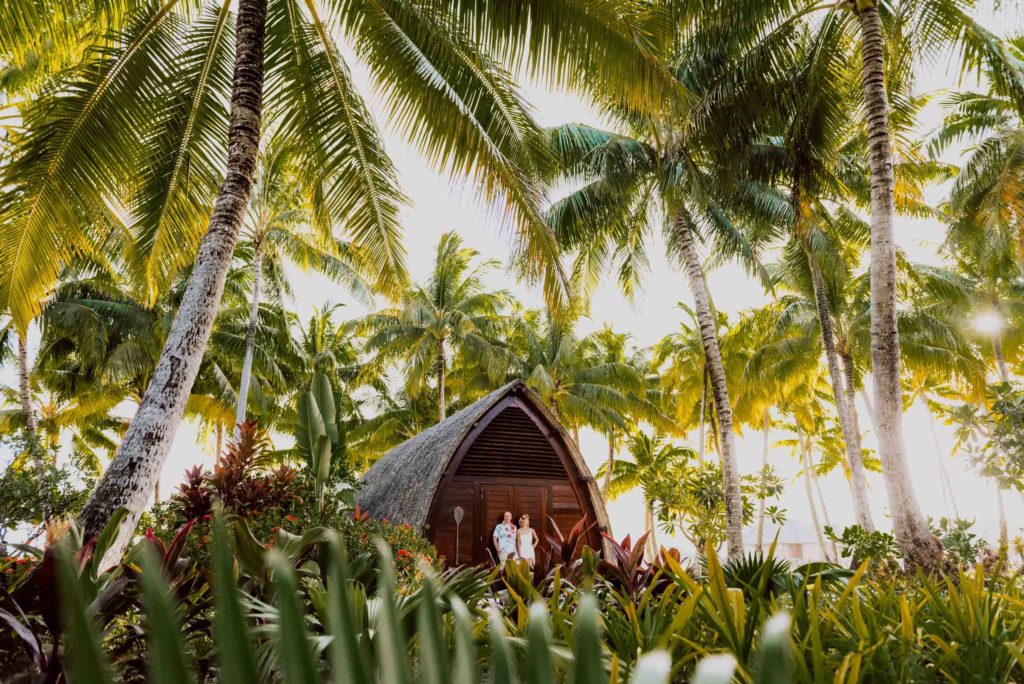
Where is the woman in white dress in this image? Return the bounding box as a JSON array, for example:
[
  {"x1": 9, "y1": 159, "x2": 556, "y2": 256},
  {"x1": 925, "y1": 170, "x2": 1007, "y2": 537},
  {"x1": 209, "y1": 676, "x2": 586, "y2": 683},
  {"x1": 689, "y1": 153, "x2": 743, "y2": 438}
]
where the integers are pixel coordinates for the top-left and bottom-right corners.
[{"x1": 517, "y1": 513, "x2": 539, "y2": 569}]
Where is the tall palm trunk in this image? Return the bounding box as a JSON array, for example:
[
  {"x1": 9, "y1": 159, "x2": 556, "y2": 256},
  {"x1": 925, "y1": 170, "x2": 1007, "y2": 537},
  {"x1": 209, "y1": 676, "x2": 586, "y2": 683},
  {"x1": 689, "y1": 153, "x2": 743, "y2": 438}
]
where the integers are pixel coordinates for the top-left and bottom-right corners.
[
  {"x1": 992, "y1": 331, "x2": 1010, "y2": 555},
  {"x1": 78, "y1": 0, "x2": 267, "y2": 563},
  {"x1": 437, "y1": 339, "x2": 446, "y2": 422},
  {"x1": 808, "y1": 259, "x2": 875, "y2": 531},
  {"x1": 644, "y1": 501, "x2": 658, "y2": 560},
  {"x1": 674, "y1": 215, "x2": 743, "y2": 559},
  {"x1": 18, "y1": 332, "x2": 47, "y2": 513},
  {"x1": 234, "y1": 249, "x2": 263, "y2": 435},
  {"x1": 925, "y1": 407, "x2": 960, "y2": 518},
  {"x1": 697, "y1": 371, "x2": 707, "y2": 462},
  {"x1": 756, "y1": 412, "x2": 769, "y2": 554},
  {"x1": 799, "y1": 431, "x2": 832, "y2": 562},
  {"x1": 854, "y1": 1, "x2": 940, "y2": 569},
  {"x1": 992, "y1": 333, "x2": 1010, "y2": 383}
]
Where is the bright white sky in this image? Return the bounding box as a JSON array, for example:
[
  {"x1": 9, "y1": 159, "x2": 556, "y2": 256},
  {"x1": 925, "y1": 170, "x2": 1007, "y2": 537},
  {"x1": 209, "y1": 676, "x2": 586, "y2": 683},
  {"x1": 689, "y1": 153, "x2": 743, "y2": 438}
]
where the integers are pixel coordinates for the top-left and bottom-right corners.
[{"x1": 4, "y1": 3, "x2": 1024, "y2": 556}]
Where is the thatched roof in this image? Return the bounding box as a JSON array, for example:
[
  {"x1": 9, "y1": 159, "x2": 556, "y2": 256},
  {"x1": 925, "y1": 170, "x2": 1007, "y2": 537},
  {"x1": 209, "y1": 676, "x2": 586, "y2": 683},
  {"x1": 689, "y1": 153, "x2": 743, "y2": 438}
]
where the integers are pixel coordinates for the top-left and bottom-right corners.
[{"x1": 355, "y1": 381, "x2": 611, "y2": 537}]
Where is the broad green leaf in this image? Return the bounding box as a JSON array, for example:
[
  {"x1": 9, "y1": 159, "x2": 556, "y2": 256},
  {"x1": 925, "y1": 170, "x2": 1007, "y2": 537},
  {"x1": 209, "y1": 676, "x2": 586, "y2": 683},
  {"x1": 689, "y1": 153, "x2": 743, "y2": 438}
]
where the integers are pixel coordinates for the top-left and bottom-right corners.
[
  {"x1": 525, "y1": 602, "x2": 554, "y2": 684},
  {"x1": 451, "y1": 597, "x2": 478, "y2": 684},
  {"x1": 487, "y1": 606, "x2": 515, "y2": 684},
  {"x1": 90, "y1": 507, "x2": 129, "y2": 577}
]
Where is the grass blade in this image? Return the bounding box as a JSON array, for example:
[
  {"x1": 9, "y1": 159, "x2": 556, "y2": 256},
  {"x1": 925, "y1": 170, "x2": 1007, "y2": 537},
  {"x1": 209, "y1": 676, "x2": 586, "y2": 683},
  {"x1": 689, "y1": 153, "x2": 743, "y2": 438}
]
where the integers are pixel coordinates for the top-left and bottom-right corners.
[
  {"x1": 267, "y1": 551, "x2": 318, "y2": 684},
  {"x1": 326, "y1": 532, "x2": 370, "y2": 684},
  {"x1": 416, "y1": 565, "x2": 447, "y2": 684},
  {"x1": 691, "y1": 654, "x2": 737, "y2": 684},
  {"x1": 629, "y1": 651, "x2": 672, "y2": 684},
  {"x1": 137, "y1": 546, "x2": 194, "y2": 684},
  {"x1": 525, "y1": 602, "x2": 554, "y2": 684},
  {"x1": 488, "y1": 605, "x2": 516, "y2": 684},
  {"x1": 374, "y1": 542, "x2": 410, "y2": 684},
  {"x1": 571, "y1": 594, "x2": 603, "y2": 684},
  {"x1": 56, "y1": 543, "x2": 114, "y2": 684},
  {"x1": 451, "y1": 596, "x2": 478, "y2": 684},
  {"x1": 211, "y1": 508, "x2": 259, "y2": 684},
  {"x1": 754, "y1": 612, "x2": 792, "y2": 684}
]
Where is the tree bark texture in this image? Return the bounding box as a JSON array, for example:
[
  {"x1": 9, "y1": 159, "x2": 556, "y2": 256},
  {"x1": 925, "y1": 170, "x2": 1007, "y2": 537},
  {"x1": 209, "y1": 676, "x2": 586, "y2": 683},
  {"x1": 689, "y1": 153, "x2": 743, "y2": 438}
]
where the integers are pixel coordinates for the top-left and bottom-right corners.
[
  {"x1": 437, "y1": 340, "x2": 446, "y2": 422},
  {"x1": 674, "y1": 215, "x2": 744, "y2": 559},
  {"x1": 234, "y1": 249, "x2": 263, "y2": 434},
  {"x1": 77, "y1": 0, "x2": 267, "y2": 564},
  {"x1": 855, "y1": 1, "x2": 940, "y2": 569},
  {"x1": 234, "y1": 248, "x2": 262, "y2": 436},
  {"x1": 809, "y1": 259, "x2": 875, "y2": 531}
]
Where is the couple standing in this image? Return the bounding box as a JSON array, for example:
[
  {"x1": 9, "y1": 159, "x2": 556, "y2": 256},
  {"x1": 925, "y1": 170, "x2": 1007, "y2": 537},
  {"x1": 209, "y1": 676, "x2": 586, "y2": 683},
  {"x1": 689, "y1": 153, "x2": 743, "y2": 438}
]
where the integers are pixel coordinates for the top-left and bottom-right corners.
[{"x1": 492, "y1": 511, "x2": 538, "y2": 568}]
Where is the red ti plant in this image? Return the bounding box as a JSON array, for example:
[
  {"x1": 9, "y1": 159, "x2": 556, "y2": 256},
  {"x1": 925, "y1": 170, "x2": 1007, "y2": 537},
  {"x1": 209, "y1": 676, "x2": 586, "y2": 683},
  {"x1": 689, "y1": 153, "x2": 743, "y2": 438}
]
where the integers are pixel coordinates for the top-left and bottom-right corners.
[
  {"x1": 0, "y1": 511, "x2": 202, "y2": 681},
  {"x1": 597, "y1": 531, "x2": 656, "y2": 600}
]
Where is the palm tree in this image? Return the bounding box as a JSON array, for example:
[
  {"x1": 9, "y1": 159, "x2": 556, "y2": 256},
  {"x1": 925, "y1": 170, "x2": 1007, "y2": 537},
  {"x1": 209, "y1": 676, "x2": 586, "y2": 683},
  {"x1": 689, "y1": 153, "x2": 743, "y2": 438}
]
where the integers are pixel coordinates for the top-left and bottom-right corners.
[
  {"x1": 506, "y1": 311, "x2": 646, "y2": 444},
  {"x1": 692, "y1": 0, "x2": 1019, "y2": 567},
  {"x1": 933, "y1": 37, "x2": 1024, "y2": 259},
  {"x1": 231, "y1": 137, "x2": 373, "y2": 432},
  {"x1": 581, "y1": 325, "x2": 664, "y2": 494},
  {"x1": 361, "y1": 232, "x2": 511, "y2": 422},
  {"x1": 19, "y1": 0, "x2": 666, "y2": 553},
  {"x1": 596, "y1": 430, "x2": 697, "y2": 559},
  {"x1": 546, "y1": 89, "x2": 776, "y2": 558}
]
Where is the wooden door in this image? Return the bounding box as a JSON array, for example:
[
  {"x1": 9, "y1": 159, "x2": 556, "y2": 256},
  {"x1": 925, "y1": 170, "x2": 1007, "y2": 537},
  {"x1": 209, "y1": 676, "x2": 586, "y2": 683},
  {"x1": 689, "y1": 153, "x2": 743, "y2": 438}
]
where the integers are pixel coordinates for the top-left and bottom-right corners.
[
  {"x1": 477, "y1": 483, "x2": 513, "y2": 564},
  {"x1": 476, "y1": 483, "x2": 548, "y2": 565},
  {"x1": 512, "y1": 485, "x2": 547, "y2": 562}
]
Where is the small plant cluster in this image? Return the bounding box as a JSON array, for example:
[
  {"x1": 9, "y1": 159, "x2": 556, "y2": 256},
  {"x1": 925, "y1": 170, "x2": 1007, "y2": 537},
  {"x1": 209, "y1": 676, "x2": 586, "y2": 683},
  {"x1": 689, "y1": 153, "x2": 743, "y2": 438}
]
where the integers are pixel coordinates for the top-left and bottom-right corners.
[{"x1": 346, "y1": 507, "x2": 439, "y2": 590}]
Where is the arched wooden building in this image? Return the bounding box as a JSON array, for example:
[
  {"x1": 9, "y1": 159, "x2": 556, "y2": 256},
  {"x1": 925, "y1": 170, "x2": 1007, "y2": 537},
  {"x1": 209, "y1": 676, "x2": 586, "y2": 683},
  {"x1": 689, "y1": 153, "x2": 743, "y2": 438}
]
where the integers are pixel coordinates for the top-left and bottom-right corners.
[{"x1": 356, "y1": 381, "x2": 611, "y2": 567}]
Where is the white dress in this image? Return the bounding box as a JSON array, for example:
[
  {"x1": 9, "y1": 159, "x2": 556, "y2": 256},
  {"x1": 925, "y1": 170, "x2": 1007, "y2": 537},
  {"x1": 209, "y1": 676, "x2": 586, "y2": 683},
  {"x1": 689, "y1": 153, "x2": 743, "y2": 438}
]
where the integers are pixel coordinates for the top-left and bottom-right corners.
[{"x1": 518, "y1": 528, "x2": 536, "y2": 562}]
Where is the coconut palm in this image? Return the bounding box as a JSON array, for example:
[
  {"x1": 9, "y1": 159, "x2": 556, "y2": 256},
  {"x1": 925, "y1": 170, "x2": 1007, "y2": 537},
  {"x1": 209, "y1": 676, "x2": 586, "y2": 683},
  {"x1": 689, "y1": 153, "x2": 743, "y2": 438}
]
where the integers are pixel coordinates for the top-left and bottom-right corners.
[
  {"x1": 4, "y1": 0, "x2": 668, "y2": 557},
  {"x1": 505, "y1": 311, "x2": 646, "y2": 445},
  {"x1": 361, "y1": 232, "x2": 511, "y2": 422},
  {"x1": 230, "y1": 137, "x2": 373, "y2": 432},
  {"x1": 754, "y1": 7, "x2": 972, "y2": 535},
  {"x1": 581, "y1": 325, "x2": 666, "y2": 494},
  {"x1": 679, "y1": 0, "x2": 1021, "y2": 567},
  {"x1": 597, "y1": 429, "x2": 697, "y2": 559},
  {"x1": 547, "y1": 105, "x2": 775, "y2": 559},
  {"x1": 933, "y1": 37, "x2": 1024, "y2": 257}
]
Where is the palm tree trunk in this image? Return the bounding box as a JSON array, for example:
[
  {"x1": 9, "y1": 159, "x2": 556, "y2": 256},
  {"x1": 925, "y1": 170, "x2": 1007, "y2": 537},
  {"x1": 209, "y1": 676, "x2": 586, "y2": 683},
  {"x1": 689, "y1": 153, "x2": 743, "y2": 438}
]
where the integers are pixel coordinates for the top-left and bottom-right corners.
[
  {"x1": 644, "y1": 501, "x2": 658, "y2": 560},
  {"x1": 233, "y1": 249, "x2": 263, "y2": 435},
  {"x1": 996, "y1": 481, "x2": 1008, "y2": 558},
  {"x1": 809, "y1": 260, "x2": 875, "y2": 531},
  {"x1": 17, "y1": 333, "x2": 41, "y2": 467},
  {"x1": 215, "y1": 422, "x2": 223, "y2": 461},
  {"x1": 811, "y1": 462, "x2": 840, "y2": 561},
  {"x1": 674, "y1": 215, "x2": 743, "y2": 559},
  {"x1": 697, "y1": 371, "x2": 707, "y2": 462},
  {"x1": 18, "y1": 332, "x2": 47, "y2": 514},
  {"x1": 77, "y1": 0, "x2": 267, "y2": 564},
  {"x1": 859, "y1": 386, "x2": 876, "y2": 427},
  {"x1": 925, "y1": 407, "x2": 960, "y2": 519},
  {"x1": 854, "y1": 0, "x2": 940, "y2": 569},
  {"x1": 992, "y1": 333, "x2": 1010, "y2": 383},
  {"x1": 603, "y1": 432, "x2": 615, "y2": 496},
  {"x1": 756, "y1": 412, "x2": 769, "y2": 554},
  {"x1": 437, "y1": 340, "x2": 446, "y2": 422},
  {"x1": 800, "y1": 432, "x2": 832, "y2": 563}
]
